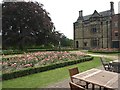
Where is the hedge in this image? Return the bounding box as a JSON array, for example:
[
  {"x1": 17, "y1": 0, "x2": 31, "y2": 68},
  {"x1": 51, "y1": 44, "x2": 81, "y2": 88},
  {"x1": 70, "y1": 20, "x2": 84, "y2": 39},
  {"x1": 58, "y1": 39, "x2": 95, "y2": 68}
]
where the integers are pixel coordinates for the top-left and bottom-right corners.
[
  {"x1": 2, "y1": 49, "x2": 76, "y2": 55},
  {"x1": 2, "y1": 56, "x2": 93, "y2": 80},
  {"x1": 88, "y1": 50, "x2": 120, "y2": 54}
]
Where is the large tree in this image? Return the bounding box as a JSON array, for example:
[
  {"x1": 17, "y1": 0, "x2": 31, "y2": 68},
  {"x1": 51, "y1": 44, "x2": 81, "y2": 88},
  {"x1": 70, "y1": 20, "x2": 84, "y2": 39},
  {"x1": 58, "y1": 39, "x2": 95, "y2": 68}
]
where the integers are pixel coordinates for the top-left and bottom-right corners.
[{"x1": 2, "y1": 1, "x2": 57, "y2": 49}]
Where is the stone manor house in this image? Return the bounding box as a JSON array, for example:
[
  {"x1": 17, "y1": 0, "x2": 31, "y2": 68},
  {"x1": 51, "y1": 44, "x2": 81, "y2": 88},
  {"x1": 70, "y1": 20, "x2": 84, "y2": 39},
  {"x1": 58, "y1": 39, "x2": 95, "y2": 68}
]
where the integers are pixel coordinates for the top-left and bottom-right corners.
[{"x1": 73, "y1": 2, "x2": 120, "y2": 49}]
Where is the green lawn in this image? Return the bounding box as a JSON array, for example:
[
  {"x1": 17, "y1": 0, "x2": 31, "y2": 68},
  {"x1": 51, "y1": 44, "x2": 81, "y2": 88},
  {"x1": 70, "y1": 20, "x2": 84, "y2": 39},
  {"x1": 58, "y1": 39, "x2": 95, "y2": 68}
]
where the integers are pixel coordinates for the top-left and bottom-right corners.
[{"x1": 2, "y1": 57, "x2": 102, "y2": 88}]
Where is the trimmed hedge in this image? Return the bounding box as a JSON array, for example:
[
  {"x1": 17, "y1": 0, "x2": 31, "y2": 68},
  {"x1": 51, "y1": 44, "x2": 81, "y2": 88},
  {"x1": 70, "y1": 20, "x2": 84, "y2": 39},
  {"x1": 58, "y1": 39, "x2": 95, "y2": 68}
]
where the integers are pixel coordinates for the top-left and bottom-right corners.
[
  {"x1": 2, "y1": 50, "x2": 25, "y2": 55},
  {"x1": 88, "y1": 50, "x2": 120, "y2": 54},
  {"x1": 2, "y1": 49, "x2": 76, "y2": 55},
  {"x1": 2, "y1": 56, "x2": 93, "y2": 80}
]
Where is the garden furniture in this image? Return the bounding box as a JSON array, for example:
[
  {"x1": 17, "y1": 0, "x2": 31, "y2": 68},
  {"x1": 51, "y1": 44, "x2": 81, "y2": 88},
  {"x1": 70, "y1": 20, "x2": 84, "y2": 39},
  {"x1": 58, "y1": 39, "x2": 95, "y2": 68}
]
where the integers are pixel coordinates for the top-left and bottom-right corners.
[
  {"x1": 110, "y1": 60, "x2": 120, "y2": 73},
  {"x1": 68, "y1": 67, "x2": 89, "y2": 88},
  {"x1": 69, "y1": 82, "x2": 87, "y2": 90},
  {"x1": 100, "y1": 57, "x2": 112, "y2": 71},
  {"x1": 72, "y1": 68, "x2": 118, "y2": 90},
  {"x1": 69, "y1": 67, "x2": 79, "y2": 82}
]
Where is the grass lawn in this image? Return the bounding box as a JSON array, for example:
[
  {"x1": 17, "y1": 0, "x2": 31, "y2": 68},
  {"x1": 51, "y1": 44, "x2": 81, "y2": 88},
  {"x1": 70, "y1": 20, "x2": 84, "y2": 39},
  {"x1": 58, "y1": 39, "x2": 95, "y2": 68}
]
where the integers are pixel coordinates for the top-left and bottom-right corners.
[{"x1": 2, "y1": 57, "x2": 102, "y2": 88}]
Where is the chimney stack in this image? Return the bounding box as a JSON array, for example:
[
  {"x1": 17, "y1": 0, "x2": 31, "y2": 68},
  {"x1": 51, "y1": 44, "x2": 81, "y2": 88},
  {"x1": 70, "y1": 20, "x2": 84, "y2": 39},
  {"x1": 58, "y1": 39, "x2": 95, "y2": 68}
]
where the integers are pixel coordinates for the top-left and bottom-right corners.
[
  {"x1": 110, "y1": 2, "x2": 114, "y2": 11},
  {"x1": 79, "y1": 10, "x2": 83, "y2": 17}
]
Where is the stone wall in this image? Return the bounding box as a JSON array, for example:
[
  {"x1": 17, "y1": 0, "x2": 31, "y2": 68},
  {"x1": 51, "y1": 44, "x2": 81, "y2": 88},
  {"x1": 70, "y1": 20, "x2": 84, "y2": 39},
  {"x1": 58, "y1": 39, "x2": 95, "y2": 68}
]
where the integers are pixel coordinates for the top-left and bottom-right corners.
[{"x1": 74, "y1": 17, "x2": 112, "y2": 49}]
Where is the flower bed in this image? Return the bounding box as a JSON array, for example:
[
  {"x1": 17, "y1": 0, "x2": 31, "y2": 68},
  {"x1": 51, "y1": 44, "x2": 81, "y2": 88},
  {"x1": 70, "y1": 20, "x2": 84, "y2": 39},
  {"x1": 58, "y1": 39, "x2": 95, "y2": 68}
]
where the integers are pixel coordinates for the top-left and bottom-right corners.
[
  {"x1": 2, "y1": 51, "x2": 87, "y2": 74},
  {"x1": 1, "y1": 51, "x2": 93, "y2": 80},
  {"x1": 89, "y1": 48, "x2": 120, "y2": 53},
  {"x1": 2, "y1": 56, "x2": 93, "y2": 80}
]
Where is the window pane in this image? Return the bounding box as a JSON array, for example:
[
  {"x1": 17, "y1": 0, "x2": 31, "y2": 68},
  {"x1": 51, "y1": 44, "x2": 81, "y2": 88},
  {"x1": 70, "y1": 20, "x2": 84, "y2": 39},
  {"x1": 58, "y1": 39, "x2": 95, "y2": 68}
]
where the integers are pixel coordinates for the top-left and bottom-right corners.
[
  {"x1": 115, "y1": 32, "x2": 118, "y2": 36},
  {"x1": 114, "y1": 22, "x2": 118, "y2": 27}
]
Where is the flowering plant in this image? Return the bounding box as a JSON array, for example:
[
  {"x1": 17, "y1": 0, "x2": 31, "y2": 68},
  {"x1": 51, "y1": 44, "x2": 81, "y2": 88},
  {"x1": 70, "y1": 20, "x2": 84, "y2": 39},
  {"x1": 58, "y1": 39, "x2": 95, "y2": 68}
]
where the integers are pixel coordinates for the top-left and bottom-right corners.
[{"x1": 2, "y1": 51, "x2": 86, "y2": 73}]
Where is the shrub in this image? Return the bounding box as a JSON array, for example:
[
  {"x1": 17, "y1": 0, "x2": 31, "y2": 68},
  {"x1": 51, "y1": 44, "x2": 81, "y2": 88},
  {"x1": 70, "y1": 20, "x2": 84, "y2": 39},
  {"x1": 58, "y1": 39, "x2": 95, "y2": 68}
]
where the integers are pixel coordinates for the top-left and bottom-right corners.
[
  {"x1": 2, "y1": 56, "x2": 93, "y2": 80},
  {"x1": 2, "y1": 48, "x2": 75, "y2": 55},
  {"x1": 88, "y1": 48, "x2": 120, "y2": 53},
  {"x1": 2, "y1": 51, "x2": 86, "y2": 73}
]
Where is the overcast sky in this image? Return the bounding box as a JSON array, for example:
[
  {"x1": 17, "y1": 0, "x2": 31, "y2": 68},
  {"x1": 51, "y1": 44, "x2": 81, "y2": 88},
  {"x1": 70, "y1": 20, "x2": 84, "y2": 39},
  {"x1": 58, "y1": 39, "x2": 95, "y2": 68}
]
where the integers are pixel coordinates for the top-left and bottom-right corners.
[{"x1": 1, "y1": 0, "x2": 120, "y2": 39}]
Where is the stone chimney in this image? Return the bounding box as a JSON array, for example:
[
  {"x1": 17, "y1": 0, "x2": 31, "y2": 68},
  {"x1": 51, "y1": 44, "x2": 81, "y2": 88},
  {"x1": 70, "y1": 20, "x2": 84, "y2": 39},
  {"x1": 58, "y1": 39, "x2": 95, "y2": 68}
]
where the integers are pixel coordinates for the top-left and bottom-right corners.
[
  {"x1": 79, "y1": 10, "x2": 83, "y2": 17},
  {"x1": 110, "y1": 2, "x2": 114, "y2": 15}
]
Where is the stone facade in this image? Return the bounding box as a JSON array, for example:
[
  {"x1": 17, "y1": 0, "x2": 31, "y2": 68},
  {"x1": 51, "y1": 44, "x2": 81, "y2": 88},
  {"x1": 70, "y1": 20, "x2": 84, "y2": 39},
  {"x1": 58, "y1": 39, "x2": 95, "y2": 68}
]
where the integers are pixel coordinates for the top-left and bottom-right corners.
[
  {"x1": 111, "y1": 14, "x2": 120, "y2": 48},
  {"x1": 73, "y1": 2, "x2": 120, "y2": 49}
]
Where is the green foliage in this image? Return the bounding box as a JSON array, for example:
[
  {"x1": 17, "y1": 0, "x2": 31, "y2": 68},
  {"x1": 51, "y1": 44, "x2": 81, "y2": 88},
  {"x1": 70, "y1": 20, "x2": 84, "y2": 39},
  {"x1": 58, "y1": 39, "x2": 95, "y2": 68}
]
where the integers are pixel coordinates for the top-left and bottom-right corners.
[
  {"x1": 88, "y1": 50, "x2": 120, "y2": 54},
  {"x1": 2, "y1": 48, "x2": 76, "y2": 55},
  {"x1": 2, "y1": 1, "x2": 71, "y2": 49},
  {"x1": 2, "y1": 56, "x2": 93, "y2": 80},
  {"x1": 2, "y1": 49, "x2": 24, "y2": 55},
  {"x1": 88, "y1": 48, "x2": 120, "y2": 54},
  {"x1": 60, "y1": 35, "x2": 73, "y2": 47}
]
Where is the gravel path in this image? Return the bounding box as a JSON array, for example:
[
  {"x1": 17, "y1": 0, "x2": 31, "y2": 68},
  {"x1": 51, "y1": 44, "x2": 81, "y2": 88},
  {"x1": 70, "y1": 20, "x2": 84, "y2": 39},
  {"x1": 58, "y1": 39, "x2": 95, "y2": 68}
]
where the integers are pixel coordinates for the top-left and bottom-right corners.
[{"x1": 46, "y1": 78, "x2": 70, "y2": 88}]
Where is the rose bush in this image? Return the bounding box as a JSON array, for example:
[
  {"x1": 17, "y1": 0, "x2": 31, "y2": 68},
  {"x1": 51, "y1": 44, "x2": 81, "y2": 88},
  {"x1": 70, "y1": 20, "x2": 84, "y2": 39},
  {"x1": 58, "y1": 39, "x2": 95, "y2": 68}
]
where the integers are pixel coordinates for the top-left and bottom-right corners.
[{"x1": 2, "y1": 51, "x2": 86, "y2": 73}]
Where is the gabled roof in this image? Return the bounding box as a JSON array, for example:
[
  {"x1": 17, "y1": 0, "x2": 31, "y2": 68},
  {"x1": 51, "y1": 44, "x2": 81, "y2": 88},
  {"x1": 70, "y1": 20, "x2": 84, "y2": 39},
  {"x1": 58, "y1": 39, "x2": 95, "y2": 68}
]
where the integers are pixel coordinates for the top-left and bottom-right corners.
[
  {"x1": 83, "y1": 15, "x2": 91, "y2": 21},
  {"x1": 77, "y1": 10, "x2": 111, "y2": 21},
  {"x1": 99, "y1": 10, "x2": 111, "y2": 17},
  {"x1": 90, "y1": 10, "x2": 101, "y2": 18}
]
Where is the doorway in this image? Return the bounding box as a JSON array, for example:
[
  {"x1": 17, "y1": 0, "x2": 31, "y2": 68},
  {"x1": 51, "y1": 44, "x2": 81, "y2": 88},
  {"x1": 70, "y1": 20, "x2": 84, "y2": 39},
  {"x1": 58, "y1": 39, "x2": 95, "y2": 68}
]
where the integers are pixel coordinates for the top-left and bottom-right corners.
[{"x1": 76, "y1": 41, "x2": 79, "y2": 48}]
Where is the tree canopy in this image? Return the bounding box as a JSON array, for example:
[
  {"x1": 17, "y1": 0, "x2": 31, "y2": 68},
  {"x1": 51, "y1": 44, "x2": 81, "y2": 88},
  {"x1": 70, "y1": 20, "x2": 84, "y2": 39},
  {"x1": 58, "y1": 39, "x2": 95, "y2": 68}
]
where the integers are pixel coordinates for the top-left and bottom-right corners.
[{"x1": 2, "y1": 1, "x2": 73, "y2": 49}]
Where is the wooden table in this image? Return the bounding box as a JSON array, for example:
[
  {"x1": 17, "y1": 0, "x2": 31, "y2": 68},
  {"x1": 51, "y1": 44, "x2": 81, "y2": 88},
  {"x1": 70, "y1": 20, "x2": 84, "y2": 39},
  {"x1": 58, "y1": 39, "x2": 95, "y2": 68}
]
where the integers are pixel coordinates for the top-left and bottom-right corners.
[{"x1": 72, "y1": 68, "x2": 119, "y2": 89}]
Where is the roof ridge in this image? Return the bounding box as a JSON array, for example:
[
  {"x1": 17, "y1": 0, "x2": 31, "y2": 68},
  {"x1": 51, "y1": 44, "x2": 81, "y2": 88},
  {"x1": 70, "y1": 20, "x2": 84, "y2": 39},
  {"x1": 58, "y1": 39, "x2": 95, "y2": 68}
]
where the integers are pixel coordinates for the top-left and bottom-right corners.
[
  {"x1": 99, "y1": 10, "x2": 110, "y2": 13},
  {"x1": 83, "y1": 10, "x2": 110, "y2": 17},
  {"x1": 82, "y1": 10, "x2": 111, "y2": 20}
]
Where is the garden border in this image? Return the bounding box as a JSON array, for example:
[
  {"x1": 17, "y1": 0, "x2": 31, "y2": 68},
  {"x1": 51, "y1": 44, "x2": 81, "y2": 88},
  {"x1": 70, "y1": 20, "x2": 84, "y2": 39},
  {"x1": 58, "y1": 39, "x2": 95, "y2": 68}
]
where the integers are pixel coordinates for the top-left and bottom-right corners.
[
  {"x1": 2, "y1": 49, "x2": 76, "y2": 55},
  {"x1": 88, "y1": 50, "x2": 120, "y2": 54},
  {"x1": 2, "y1": 56, "x2": 93, "y2": 80}
]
